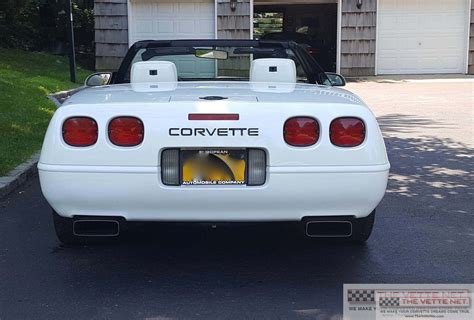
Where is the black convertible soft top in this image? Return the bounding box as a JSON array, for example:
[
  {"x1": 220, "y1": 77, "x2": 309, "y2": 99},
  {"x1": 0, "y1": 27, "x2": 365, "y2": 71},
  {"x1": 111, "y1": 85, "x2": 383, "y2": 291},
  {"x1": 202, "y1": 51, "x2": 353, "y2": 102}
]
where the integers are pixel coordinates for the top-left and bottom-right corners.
[
  {"x1": 131, "y1": 39, "x2": 293, "y2": 50},
  {"x1": 113, "y1": 39, "x2": 328, "y2": 85}
]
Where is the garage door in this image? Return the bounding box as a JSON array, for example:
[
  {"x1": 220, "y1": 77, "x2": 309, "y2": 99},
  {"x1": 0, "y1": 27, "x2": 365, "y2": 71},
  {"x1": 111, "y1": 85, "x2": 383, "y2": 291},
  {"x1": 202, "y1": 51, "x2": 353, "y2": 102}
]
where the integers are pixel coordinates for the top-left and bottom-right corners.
[
  {"x1": 377, "y1": 0, "x2": 468, "y2": 74},
  {"x1": 129, "y1": 0, "x2": 215, "y2": 77}
]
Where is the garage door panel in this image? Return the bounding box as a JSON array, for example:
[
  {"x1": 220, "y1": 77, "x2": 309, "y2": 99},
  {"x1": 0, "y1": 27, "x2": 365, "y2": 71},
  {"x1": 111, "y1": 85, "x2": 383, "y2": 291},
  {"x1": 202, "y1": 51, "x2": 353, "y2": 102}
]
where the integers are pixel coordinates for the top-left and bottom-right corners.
[
  {"x1": 419, "y1": 57, "x2": 439, "y2": 70},
  {"x1": 399, "y1": 57, "x2": 418, "y2": 73},
  {"x1": 378, "y1": 57, "x2": 398, "y2": 73},
  {"x1": 399, "y1": 38, "x2": 419, "y2": 50},
  {"x1": 399, "y1": 16, "x2": 418, "y2": 30},
  {"x1": 377, "y1": 0, "x2": 467, "y2": 74},
  {"x1": 378, "y1": 17, "x2": 397, "y2": 32},
  {"x1": 421, "y1": 15, "x2": 465, "y2": 31},
  {"x1": 198, "y1": 20, "x2": 215, "y2": 34},
  {"x1": 157, "y1": 3, "x2": 173, "y2": 14},
  {"x1": 131, "y1": 0, "x2": 214, "y2": 42},
  {"x1": 197, "y1": 60, "x2": 216, "y2": 73},
  {"x1": 135, "y1": 20, "x2": 153, "y2": 34},
  {"x1": 178, "y1": 21, "x2": 194, "y2": 33},
  {"x1": 199, "y1": 2, "x2": 213, "y2": 14},
  {"x1": 157, "y1": 21, "x2": 174, "y2": 34},
  {"x1": 443, "y1": 56, "x2": 464, "y2": 70},
  {"x1": 396, "y1": 0, "x2": 416, "y2": 12},
  {"x1": 130, "y1": 0, "x2": 215, "y2": 77},
  {"x1": 178, "y1": 2, "x2": 193, "y2": 14},
  {"x1": 422, "y1": 37, "x2": 460, "y2": 51},
  {"x1": 420, "y1": 15, "x2": 444, "y2": 30},
  {"x1": 378, "y1": 37, "x2": 398, "y2": 50},
  {"x1": 134, "y1": 2, "x2": 154, "y2": 15}
]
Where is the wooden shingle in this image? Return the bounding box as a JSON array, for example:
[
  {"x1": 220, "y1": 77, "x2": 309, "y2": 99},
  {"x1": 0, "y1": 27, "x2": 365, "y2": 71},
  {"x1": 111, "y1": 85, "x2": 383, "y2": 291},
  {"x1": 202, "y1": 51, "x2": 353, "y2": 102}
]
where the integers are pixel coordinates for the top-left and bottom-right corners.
[{"x1": 340, "y1": 0, "x2": 377, "y2": 76}]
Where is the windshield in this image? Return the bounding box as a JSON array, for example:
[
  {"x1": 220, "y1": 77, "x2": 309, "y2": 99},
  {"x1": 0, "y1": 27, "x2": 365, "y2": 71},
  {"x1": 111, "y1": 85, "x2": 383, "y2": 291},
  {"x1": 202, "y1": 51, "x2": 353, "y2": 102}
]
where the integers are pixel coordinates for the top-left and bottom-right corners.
[{"x1": 115, "y1": 43, "x2": 330, "y2": 85}]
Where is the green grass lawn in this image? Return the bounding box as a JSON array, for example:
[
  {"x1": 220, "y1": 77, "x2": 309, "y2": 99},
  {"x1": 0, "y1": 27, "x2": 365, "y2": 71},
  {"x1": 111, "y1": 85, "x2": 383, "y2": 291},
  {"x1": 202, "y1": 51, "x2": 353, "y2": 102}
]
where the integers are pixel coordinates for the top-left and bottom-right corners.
[{"x1": 0, "y1": 48, "x2": 91, "y2": 176}]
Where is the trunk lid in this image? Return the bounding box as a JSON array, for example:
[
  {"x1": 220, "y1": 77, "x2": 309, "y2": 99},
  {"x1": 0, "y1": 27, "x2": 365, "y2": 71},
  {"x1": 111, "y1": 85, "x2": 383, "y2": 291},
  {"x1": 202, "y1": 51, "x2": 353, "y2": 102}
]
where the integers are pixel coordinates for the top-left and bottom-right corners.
[{"x1": 41, "y1": 83, "x2": 388, "y2": 168}]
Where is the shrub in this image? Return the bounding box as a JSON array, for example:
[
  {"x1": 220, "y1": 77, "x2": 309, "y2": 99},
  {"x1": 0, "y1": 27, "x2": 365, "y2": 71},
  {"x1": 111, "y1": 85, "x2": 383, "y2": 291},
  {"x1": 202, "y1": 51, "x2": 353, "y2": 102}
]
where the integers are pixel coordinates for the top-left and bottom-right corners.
[{"x1": 0, "y1": 0, "x2": 94, "y2": 66}]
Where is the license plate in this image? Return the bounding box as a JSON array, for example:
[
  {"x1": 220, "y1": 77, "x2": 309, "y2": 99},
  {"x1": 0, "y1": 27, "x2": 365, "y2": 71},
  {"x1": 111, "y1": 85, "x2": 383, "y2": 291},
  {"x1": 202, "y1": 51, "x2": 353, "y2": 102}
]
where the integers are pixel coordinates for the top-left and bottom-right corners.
[{"x1": 181, "y1": 149, "x2": 247, "y2": 185}]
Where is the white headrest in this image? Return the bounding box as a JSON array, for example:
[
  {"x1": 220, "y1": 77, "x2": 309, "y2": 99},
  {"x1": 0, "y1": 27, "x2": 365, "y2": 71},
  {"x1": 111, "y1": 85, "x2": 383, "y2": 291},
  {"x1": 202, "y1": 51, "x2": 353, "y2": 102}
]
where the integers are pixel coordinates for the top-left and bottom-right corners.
[
  {"x1": 250, "y1": 58, "x2": 297, "y2": 83},
  {"x1": 131, "y1": 61, "x2": 178, "y2": 83}
]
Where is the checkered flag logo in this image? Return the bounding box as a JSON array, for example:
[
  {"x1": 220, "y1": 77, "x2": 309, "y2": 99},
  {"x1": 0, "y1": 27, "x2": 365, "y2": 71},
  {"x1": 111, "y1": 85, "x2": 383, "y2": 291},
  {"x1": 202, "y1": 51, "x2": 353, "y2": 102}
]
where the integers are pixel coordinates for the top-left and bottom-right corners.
[
  {"x1": 347, "y1": 289, "x2": 375, "y2": 302},
  {"x1": 379, "y1": 297, "x2": 400, "y2": 307}
]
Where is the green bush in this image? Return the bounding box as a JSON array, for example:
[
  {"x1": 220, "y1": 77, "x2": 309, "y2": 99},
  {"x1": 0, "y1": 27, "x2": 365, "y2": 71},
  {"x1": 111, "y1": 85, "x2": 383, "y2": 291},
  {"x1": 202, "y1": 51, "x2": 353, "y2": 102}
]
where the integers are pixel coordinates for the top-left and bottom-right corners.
[{"x1": 0, "y1": 0, "x2": 94, "y2": 65}]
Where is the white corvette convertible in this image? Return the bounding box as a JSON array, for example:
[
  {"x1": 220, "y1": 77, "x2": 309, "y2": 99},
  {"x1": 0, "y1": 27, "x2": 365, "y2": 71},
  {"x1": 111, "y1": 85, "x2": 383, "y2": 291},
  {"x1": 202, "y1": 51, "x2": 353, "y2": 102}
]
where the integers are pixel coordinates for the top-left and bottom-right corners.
[{"x1": 39, "y1": 40, "x2": 390, "y2": 244}]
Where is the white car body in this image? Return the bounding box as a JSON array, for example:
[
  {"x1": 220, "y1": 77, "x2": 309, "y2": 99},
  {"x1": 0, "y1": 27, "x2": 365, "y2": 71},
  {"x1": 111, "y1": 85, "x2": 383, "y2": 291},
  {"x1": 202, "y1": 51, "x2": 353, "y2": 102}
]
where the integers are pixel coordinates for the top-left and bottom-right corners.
[{"x1": 38, "y1": 82, "x2": 390, "y2": 222}]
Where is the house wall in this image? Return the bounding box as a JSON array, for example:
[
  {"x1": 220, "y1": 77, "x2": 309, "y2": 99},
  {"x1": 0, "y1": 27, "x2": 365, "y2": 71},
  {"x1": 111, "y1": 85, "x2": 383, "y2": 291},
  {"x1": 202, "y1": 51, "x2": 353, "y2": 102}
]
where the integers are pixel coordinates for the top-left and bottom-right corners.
[
  {"x1": 340, "y1": 0, "x2": 376, "y2": 76},
  {"x1": 216, "y1": 0, "x2": 251, "y2": 39},
  {"x1": 216, "y1": 0, "x2": 252, "y2": 76},
  {"x1": 94, "y1": 0, "x2": 129, "y2": 71},
  {"x1": 94, "y1": 0, "x2": 470, "y2": 75},
  {"x1": 469, "y1": 1, "x2": 474, "y2": 74}
]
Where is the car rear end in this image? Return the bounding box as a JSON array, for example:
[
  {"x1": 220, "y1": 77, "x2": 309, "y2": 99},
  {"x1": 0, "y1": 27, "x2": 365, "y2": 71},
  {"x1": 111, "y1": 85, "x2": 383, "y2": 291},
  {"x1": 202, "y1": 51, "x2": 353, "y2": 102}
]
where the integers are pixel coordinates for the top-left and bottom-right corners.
[{"x1": 39, "y1": 84, "x2": 389, "y2": 242}]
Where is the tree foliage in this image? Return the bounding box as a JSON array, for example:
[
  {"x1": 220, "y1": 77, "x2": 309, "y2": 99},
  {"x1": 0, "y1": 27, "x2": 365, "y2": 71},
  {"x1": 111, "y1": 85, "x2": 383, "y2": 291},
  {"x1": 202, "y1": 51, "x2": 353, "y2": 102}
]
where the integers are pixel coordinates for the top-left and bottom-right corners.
[{"x1": 0, "y1": 0, "x2": 93, "y2": 56}]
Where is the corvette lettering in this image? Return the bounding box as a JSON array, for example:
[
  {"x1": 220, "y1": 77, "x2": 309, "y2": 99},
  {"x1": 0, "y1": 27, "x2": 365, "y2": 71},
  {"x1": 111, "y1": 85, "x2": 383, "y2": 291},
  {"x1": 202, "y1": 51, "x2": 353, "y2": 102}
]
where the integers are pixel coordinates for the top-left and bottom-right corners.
[{"x1": 169, "y1": 128, "x2": 259, "y2": 137}]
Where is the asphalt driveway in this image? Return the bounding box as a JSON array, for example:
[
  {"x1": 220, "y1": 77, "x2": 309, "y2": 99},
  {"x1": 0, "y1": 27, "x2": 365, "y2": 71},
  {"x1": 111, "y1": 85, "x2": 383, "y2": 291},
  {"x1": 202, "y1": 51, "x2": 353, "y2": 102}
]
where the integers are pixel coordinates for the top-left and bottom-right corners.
[{"x1": 0, "y1": 77, "x2": 473, "y2": 320}]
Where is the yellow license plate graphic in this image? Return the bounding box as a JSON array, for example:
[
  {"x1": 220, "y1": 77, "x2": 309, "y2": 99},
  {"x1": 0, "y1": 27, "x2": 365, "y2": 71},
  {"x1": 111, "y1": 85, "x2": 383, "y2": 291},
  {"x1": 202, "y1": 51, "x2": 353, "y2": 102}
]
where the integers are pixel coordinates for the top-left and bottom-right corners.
[{"x1": 181, "y1": 149, "x2": 246, "y2": 185}]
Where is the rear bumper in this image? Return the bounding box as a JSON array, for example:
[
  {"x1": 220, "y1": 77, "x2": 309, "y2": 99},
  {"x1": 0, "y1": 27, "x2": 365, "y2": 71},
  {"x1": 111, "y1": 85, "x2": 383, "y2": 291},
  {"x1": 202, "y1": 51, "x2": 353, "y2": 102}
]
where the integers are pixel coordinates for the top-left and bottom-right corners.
[{"x1": 38, "y1": 163, "x2": 389, "y2": 221}]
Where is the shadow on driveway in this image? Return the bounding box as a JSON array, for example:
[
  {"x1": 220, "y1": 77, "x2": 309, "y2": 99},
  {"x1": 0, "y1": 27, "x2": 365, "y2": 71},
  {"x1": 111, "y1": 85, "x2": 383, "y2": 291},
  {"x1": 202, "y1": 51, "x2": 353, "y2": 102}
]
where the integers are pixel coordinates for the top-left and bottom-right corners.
[{"x1": 378, "y1": 114, "x2": 473, "y2": 216}]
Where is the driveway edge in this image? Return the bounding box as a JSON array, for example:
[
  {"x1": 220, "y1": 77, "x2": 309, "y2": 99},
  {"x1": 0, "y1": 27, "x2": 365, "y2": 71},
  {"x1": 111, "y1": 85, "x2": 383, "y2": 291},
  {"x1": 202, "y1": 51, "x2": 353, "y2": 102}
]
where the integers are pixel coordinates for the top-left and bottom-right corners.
[{"x1": 0, "y1": 153, "x2": 40, "y2": 199}]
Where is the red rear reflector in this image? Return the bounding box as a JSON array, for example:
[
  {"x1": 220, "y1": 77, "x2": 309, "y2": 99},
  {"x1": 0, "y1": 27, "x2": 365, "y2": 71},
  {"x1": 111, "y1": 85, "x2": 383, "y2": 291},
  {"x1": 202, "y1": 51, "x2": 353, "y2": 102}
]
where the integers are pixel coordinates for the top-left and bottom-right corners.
[
  {"x1": 188, "y1": 114, "x2": 239, "y2": 121},
  {"x1": 62, "y1": 117, "x2": 98, "y2": 147},
  {"x1": 284, "y1": 117, "x2": 319, "y2": 146},
  {"x1": 330, "y1": 117, "x2": 365, "y2": 147},
  {"x1": 108, "y1": 117, "x2": 144, "y2": 146}
]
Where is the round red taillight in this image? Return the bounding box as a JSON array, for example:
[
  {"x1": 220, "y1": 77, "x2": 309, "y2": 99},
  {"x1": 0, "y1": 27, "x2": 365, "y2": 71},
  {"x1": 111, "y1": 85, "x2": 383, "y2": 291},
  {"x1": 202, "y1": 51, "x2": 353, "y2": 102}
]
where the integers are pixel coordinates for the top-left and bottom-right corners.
[
  {"x1": 62, "y1": 117, "x2": 98, "y2": 147},
  {"x1": 284, "y1": 117, "x2": 319, "y2": 147},
  {"x1": 330, "y1": 117, "x2": 365, "y2": 147},
  {"x1": 108, "y1": 117, "x2": 144, "y2": 146}
]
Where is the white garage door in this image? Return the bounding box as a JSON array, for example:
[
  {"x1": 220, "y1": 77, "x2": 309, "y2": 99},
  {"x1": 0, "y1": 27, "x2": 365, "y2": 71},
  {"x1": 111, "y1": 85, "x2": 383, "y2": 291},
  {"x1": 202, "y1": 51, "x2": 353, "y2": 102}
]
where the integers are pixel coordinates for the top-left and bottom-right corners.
[
  {"x1": 377, "y1": 0, "x2": 468, "y2": 74},
  {"x1": 129, "y1": 0, "x2": 215, "y2": 77}
]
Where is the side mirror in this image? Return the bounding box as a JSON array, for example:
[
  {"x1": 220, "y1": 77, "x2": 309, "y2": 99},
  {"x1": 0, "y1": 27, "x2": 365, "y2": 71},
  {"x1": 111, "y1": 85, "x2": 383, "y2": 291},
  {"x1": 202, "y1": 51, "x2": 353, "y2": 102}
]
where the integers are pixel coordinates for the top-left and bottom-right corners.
[
  {"x1": 325, "y1": 72, "x2": 346, "y2": 87},
  {"x1": 85, "y1": 72, "x2": 112, "y2": 87}
]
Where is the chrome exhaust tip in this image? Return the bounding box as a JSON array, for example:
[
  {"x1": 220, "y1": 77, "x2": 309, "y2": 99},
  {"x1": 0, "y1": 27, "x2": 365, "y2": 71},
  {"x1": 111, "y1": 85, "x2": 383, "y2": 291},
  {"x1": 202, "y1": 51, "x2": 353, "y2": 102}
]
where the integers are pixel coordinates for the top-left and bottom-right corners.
[
  {"x1": 73, "y1": 220, "x2": 120, "y2": 237},
  {"x1": 305, "y1": 221, "x2": 353, "y2": 238}
]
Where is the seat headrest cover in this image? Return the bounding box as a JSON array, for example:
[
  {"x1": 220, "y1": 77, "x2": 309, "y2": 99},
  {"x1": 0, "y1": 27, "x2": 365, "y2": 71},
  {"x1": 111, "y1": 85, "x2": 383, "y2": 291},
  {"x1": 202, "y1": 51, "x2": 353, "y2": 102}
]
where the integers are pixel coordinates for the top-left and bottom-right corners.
[
  {"x1": 131, "y1": 61, "x2": 178, "y2": 83},
  {"x1": 250, "y1": 58, "x2": 297, "y2": 83}
]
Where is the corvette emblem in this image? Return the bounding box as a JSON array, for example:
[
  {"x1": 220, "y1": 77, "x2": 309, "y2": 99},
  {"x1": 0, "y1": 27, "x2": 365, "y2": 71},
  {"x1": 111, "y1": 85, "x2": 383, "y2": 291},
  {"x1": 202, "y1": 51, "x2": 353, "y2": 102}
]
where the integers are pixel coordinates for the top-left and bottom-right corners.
[{"x1": 169, "y1": 128, "x2": 259, "y2": 137}]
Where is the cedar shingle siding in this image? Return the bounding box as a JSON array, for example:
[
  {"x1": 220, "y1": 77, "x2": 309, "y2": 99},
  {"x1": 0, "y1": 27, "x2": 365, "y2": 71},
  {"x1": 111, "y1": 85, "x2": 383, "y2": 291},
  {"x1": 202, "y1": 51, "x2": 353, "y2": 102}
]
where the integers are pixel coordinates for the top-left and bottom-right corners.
[
  {"x1": 216, "y1": 0, "x2": 251, "y2": 39},
  {"x1": 94, "y1": 0, "x2": 128, "y2": 71},
  {"x1": 469, "y1": 2, "x2": 474, "y2": 74},
  {"x1": 340, "y1": 0, "x2": 377, "y2": 76},
  {"x1": 216, "y1": 0, "x2": 252, "y2": 77}
]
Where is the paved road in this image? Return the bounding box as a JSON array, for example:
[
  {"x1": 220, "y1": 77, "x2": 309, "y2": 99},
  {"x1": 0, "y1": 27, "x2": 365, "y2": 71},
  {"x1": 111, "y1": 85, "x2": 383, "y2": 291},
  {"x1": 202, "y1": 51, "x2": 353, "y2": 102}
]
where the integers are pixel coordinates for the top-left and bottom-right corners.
[{"x1": 1, "y1": 79, "x2": 473, "y2": 320}]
